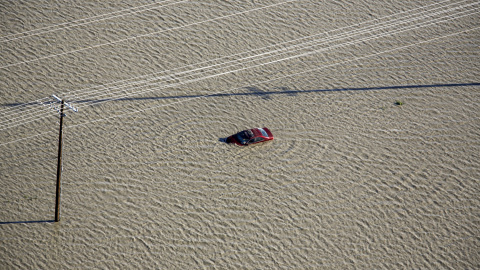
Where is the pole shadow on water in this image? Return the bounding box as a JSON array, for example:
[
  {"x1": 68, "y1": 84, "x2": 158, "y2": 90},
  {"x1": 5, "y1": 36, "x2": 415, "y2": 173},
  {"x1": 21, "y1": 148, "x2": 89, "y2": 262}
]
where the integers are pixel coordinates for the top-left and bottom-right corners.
[
  {"x1": 2, "y1": 82, "x2": 479, "y2": 107},
  {"x1": 0, "y1": 220, "x2": 55, "y2": 225}
]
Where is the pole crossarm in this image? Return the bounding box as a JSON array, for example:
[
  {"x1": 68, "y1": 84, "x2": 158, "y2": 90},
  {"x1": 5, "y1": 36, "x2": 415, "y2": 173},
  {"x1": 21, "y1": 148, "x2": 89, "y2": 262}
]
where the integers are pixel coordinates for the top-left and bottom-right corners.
[{"x1": 52, "y1": 95, "x2": 78, "y2": 113}]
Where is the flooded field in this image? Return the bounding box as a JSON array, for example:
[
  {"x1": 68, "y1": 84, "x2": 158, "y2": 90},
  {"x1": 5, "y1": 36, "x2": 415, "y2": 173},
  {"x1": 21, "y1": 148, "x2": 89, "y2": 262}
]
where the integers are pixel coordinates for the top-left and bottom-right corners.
[{"x1": 1, "y1": 0, "x2": 479, "y2": 268}]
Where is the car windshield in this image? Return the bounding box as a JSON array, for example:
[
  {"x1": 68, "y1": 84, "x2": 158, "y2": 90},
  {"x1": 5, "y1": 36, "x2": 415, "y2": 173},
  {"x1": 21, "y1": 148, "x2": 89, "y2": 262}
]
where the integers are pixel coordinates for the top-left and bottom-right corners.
[
  {"x1": 235, "y1": 130, "x2": 253, "y2": 145},
  {"x1": 258, "y1": 128, "x2": 268, "y2": 137}
]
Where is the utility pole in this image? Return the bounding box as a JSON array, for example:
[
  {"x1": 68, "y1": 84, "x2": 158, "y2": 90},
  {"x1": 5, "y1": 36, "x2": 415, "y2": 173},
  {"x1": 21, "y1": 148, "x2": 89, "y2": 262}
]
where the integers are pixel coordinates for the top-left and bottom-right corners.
[{"x1": 51, "y1": 95, "x2": 77, "y2": 222}]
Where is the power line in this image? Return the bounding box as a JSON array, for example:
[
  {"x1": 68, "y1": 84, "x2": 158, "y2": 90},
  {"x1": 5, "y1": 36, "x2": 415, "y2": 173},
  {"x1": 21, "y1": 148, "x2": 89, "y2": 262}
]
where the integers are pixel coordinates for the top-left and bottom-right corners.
[
  {"x1": 64, "y1": 25, "x2": 480, "y2": 132},
  {"x1": 0, "y1": 0, "x2": 468, "y2": 118},
  {"x1": 57, "y1": 0, "x2": 463, "y2": 102},
  {"x1": 1, "y1": 8, "x2": 478, "y2": 133},
  {"x1": 73, "y1": 2, "x2": 478, "y2": 102},
  {"x1": 0, "y1": 0, "x2": 299, "y2": 70},
  {"x1": 66, "y1": 6, "x2": 480, "y2": 110},
  {"x1": 1, "y1": 0, "x2": 475, "y2": 130},
  {"x1": 0, "y1": 0, "x2": 186, "y2": 43},
  {"x1": 0, "y1": 1, "x2": 477, "y2": 133}
]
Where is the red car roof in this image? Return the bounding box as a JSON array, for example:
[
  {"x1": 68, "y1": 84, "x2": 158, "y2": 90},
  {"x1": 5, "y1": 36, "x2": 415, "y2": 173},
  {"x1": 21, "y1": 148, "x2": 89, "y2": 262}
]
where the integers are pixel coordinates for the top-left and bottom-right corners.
[{"x1": 251, "y1": 128, "x2": 261, "y2": 137}]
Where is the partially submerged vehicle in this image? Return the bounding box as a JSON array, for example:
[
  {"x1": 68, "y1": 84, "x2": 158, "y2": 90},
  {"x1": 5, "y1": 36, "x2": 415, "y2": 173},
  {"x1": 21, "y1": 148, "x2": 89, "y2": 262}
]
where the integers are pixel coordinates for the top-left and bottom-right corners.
[{"x1": 226, "y1": 127, "x2": 273, "y2": 146}]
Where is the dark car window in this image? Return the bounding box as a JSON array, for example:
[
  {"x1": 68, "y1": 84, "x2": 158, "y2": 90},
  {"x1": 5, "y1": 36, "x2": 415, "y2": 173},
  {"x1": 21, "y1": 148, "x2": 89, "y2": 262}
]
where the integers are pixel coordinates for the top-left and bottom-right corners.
[
  {"x1": 250, "y1": 137, "x2": 264, "y2": 144},
  {"x1": 235, "y1": 131, "x2": 252, "y2": 145}
]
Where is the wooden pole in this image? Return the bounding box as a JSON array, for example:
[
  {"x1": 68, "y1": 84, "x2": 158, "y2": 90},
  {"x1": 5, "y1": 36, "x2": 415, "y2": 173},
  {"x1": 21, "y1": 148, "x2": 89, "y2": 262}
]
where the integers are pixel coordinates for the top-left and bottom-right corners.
[{"x1": 54, "y1": 100, "x2": 65, "y2": 222}]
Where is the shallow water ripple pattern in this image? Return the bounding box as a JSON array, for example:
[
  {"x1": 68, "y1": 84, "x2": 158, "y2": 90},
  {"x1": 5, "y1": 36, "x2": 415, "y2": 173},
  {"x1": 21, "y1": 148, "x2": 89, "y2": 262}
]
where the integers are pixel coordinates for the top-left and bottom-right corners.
[{"x1": 1, "y1": 0, "x2": 479, "y2": 269}]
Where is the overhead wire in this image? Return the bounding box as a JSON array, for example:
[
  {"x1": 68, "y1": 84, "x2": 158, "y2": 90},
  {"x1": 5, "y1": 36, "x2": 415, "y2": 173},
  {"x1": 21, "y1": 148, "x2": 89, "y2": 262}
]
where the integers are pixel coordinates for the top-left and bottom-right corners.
[
  {"x1": 1, "y1": 0, "x2": 475, "y2": 131},
  {"x1": 0, "y1": 0, "x2": 186, "y2": 43},
  {"x1": 0, "y1": 0, "x2": 299, "y2": 70},
  {"x1": 3, "y1": 9, "x2": 478, "y2": 259},
  {"x1": 1, "y1": 1, "x2": 477, "y2": 136},
  {"x1": 63, "y1": 25, "x2": 480, "y2": 134},
  {"x1": 0, "y1": 0, "x2": 188, "y2": 120},
  {"x1": 57, "y1": 0, "x2": 459, "y2": 102},
  {"x1": 67, "y1": 1, "x2": 478, "y2": 106},
  {"x1": 45, "y1": 3, "x2": 479, "y2": 121},
  {"x1": 0, "y1": 0, "x2": 189, "y2": 117},
  {"x1": 1, "y1": 11, "x2": 478, "y2": 133},
  {"x1": 44, "y1": 0, "x2": 474, "y2": 103},
  {"x1": 0, "y1": 0, "x2": 301, "y2": 124},
  {"x1": 0, "y1": 0, "x2": 466, "y2": 120},
  {"x1": 2, "y1": 3, "x2": 477, "y2": 262}
]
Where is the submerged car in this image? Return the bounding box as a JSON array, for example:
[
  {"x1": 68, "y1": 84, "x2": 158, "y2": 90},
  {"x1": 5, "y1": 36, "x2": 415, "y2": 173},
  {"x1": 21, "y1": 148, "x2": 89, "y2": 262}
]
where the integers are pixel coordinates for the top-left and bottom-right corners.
[{"x1": 226, "y1": 127, "x2": 273, "y2": 146}]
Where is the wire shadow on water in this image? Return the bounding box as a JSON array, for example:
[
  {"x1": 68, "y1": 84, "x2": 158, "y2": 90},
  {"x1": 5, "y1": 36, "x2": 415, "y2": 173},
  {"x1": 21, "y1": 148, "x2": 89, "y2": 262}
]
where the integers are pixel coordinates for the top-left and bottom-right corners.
[{"x1": 3, "y1": 82, "x2": 478, "y2": 107}]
